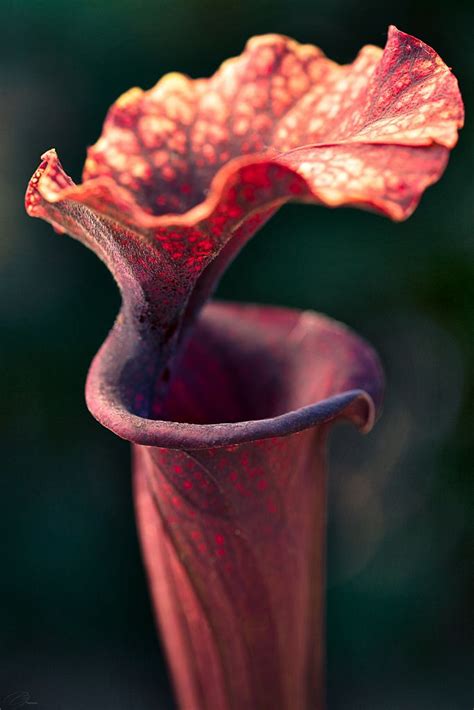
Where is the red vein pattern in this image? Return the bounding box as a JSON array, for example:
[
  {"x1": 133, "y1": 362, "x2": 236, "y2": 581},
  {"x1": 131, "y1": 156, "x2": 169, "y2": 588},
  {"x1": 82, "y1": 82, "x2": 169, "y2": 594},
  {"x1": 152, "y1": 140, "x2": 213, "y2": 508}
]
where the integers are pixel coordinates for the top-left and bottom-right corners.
[
  {"x1": 132, "y1": 301, "x2": 383, "y2": 710},
  {"x1": 25, "y1": 27, "x2": 463, "y2": 406}
]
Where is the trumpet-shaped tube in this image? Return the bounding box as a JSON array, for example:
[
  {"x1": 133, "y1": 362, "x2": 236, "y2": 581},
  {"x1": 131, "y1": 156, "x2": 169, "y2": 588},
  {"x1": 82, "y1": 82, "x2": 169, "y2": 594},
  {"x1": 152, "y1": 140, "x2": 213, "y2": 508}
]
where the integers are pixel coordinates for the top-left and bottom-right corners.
[
  {"x1": 25, "y1": 25, "x2": 462, "y2": 710},
  {"x1": 109, "y1": 301, "x2": 384, "y2": 710}
]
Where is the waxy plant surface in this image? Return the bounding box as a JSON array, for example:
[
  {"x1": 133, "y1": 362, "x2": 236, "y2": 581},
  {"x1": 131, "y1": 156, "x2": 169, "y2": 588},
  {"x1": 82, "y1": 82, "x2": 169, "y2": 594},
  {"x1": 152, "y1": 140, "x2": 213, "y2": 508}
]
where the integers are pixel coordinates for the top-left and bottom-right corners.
[
  {"x1": 26, "y1": 25, "x2": 463, "y2": 710},
  {"x1": 25, "y1": 26, "x2": 463, "y2": 412}
]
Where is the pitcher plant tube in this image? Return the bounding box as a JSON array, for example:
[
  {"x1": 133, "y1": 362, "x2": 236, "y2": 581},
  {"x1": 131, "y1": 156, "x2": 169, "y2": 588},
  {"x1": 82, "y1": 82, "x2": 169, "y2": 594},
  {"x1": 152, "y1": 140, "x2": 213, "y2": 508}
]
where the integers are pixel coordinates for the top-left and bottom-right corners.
[{"x1": 26, "y1": 26, "x2": 463, "y2": 710}]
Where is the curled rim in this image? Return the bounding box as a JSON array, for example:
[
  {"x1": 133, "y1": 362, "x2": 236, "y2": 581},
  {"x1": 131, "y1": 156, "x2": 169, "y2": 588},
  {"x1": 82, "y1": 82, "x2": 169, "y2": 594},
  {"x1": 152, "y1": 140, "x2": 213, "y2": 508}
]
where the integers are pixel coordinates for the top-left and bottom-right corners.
[{"x1": 85, "y1": 301, "x2": 384, "y2": 450}]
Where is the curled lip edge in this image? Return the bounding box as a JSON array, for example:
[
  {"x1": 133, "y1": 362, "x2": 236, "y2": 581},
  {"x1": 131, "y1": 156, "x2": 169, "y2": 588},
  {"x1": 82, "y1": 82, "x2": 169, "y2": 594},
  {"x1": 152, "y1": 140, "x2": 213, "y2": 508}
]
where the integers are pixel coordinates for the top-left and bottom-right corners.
[{"x1": 84, "y1": 303, "x2": 384, "y2": 450}]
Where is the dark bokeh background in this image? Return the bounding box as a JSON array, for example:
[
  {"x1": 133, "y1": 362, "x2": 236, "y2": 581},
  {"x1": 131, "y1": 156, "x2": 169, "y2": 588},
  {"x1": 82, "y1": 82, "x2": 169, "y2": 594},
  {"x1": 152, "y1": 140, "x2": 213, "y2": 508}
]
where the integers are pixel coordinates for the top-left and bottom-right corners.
[{"x1": 1, "y1": 1, "x2": 472, "y2": 708}]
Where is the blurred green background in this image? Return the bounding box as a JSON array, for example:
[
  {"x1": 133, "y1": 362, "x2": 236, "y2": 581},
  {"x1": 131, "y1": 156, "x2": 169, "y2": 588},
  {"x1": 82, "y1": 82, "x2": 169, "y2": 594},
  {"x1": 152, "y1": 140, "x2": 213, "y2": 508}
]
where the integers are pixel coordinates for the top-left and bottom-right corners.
[{"x1": 1, "y1": 1, "x2": 472, "y2": 708}]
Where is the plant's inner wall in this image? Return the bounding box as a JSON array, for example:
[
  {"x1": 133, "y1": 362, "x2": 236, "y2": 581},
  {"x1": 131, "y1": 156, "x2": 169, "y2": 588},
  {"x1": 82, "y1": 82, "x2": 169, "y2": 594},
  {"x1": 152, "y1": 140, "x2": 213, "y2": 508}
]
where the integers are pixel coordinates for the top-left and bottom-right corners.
[{"x1": 145, "y1": 302, "x2": 371, "y2": 424}]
